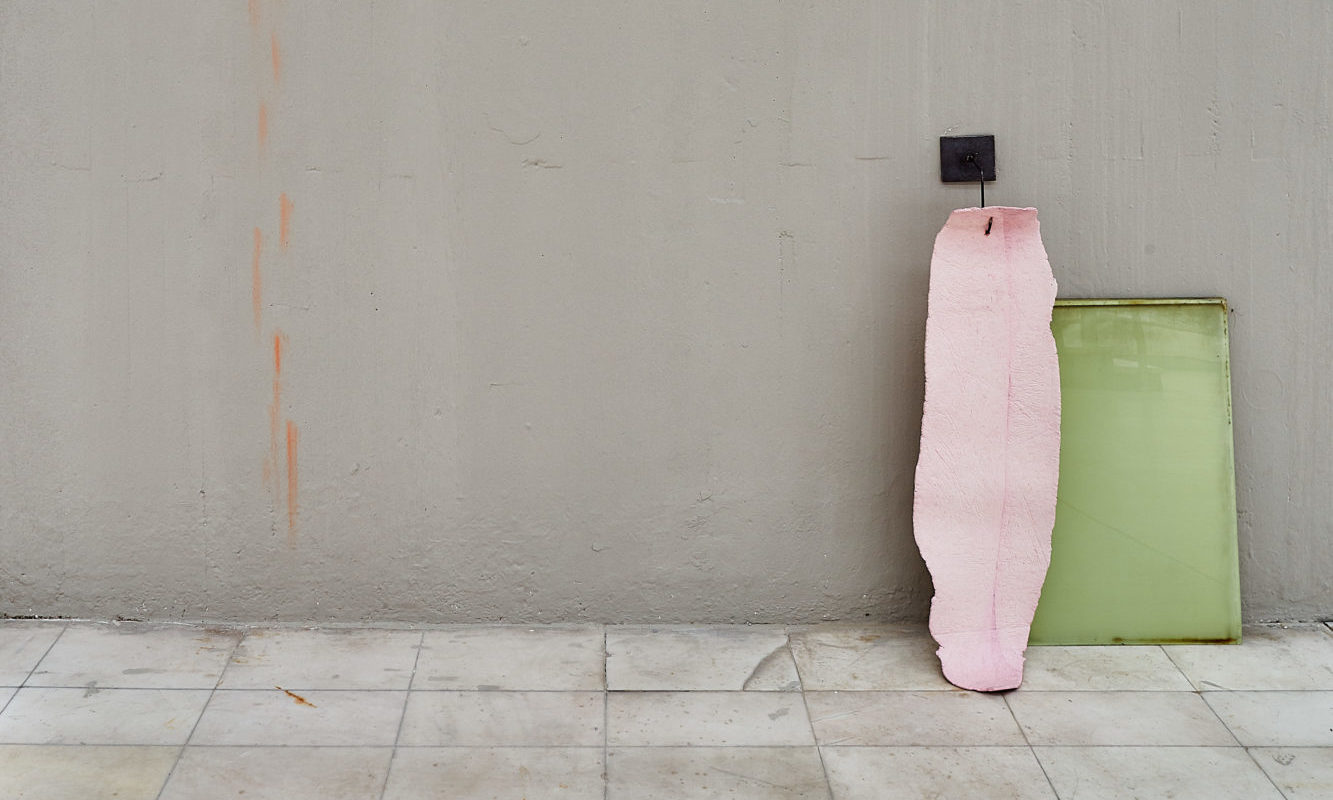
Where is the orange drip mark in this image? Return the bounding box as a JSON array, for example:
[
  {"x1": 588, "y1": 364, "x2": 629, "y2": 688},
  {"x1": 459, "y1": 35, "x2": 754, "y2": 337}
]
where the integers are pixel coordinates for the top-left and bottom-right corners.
[
  {"x1": 248, "y1": 0, "x2": 260, "y2": 29},
  {"x1": 286, "y1": 419, "x2": 299, "y2": 536},
  {"x1": 251, "y1": 227, "x2": 263, "y2": 329},
  {"x1": 257, "y1": 103, "x2": 268, "y2": 149},
  {"x1": 263, "y1": 332, "x2": 284, "y2": 487},
  {"x1": 270, "y1": 32, "x2": 282, "y2": 83},
  {"x1": 279, "y1": 193, "x2": 293, "y2": 251}
]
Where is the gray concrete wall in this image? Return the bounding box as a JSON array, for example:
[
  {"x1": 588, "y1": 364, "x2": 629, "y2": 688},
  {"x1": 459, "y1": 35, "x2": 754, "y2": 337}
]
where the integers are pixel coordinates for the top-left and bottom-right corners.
[{"x1": 1, "y1": 1, "x2": 1328, "y2": 623}]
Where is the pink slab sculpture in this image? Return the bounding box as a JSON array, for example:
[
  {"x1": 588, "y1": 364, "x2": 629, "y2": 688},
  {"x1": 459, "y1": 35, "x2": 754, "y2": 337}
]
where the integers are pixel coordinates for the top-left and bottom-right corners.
[{"x1": 913, "y1": 207, "x2": 1060, "y2": 692}]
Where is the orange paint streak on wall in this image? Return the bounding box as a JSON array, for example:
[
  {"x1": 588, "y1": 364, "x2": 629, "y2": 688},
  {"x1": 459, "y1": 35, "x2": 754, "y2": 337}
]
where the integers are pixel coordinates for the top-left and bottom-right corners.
[
  {"x1": 271, "y1": 33, "x2": 282, "y2": 83},
  {"x1": 258, "y1": 103, "x2": 268, "y2": 149},
  {"x1": 251, "y1": 227, "x2": 263, "y2": 329},
  {"x1": 286, "y1": 420, "x2": 299, "y2": 536},
  {"x1": 248, "y1": 0, "x2": 260, "y2": 29},
  {"x1": 264, "y1": 332, "x2": 284, "y2": 487},
  {"x1": 279, "y1": 193, "x2": 293, "y2": 251}
]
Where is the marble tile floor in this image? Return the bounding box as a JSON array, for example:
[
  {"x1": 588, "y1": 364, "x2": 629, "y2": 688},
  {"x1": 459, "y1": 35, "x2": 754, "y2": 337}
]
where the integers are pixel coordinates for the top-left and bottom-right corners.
[{"x1": 0, "y1": 620, "x2": 1330, "y2": 799}]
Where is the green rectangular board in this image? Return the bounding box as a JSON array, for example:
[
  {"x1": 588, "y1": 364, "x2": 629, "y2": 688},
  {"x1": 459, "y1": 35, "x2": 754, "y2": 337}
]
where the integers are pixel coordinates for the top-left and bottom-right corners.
[{"x1": 1029, "y1": 299, "x2": 1242, "y2": 645}]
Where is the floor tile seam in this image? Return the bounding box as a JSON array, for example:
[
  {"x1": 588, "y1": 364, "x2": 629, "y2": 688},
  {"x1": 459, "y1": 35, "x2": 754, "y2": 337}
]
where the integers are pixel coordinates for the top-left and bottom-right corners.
[
  {"x1": 818, "y1": 739, "x2": 1266, "y2": 748},
  {"x1": 1010, "y1": 688, "x2": 1248, "y2": 694},
  {"x1": 800, "y1": 686, "x2": 966, "y2": 692},
  {"x1": 603, "y1": 742, "x2": 829, "y2": 749},
  {"x1": 605, "y1": 688, "x2": 809, "y2": 694},
  {"x1": 22, "y1": 740, "x2": 1276, "y2": 750},
  {"x1": 1027, "y1": 744, "x2": 1291, "y2": 750},
  {"x1": 1199, "y1": 690, "x2": 1262, "y2": 750},
  {"x1": 817, "y1": 744, "x2": 1060, "y2": 752},
  {"x1": 378, "y1": 630, "x2": 426, "y2": 800},
  {"x1": 807, "y1": 688, "x2": 1206, "y2": 695},
  {"x1": 152, "y1": 630, "x2": 244, "y2": 800},
  {"x1": 796, "y1": 657, "x2": 835, "y2": 798},
  {"x1": 992, "y1": 688, "x2": 1204, "y2": 694},
  {"x1": 22, "y1": 685, "x2": 1328, "y2": 695},
  {"x1": 1012, "y1": 741, "x2": 1251, "y2": 748},
  {"x1": 0, "y1": 740, "x2": 1131, "y2": 749},
  {"x1": 407, "y1": 688, "x2": 602, "y2": 694},
  {"x1": 1239, "y1": 744, "x2": 1299, "y2": 800},
  {"x1": 0, "y1": 742, "x2": 192, "y2": 748},
  {"x1": 180, "y1": 743, "x2": 606, "y2": 749},
  {"x1": 12, "y1": 685, "x2": 410, "y2": 693},
  {"x1": 0, "y1": 742, "x2": 919, "y2": 749},
  {"x1": 11, "y1": 622, "x2": 67, "y2": 699},
  {"x1": 602, "y1": 736, "x2": 810, "y2": 752},
  {"x1": 1193, "y1": 688, "x2": 1333, "y2": 693},
  {"x1": 605, "y1": 744, "x2": 823, "y2": 750},
  {"x1": 13, "y1": 684, "x2": 645, "y2": 692},
  {"x1": 1157, "y1": 642, "x2": 1207, "y2": 690},
  {"x1": 811, "y1": 742, "x2": 1051, "y2": 749},
  {"x1": 1245, "y1": 744, "x2": 1333, "y2": 750},
  {"x1": 1003, "y1": 690, "x2": 1061, "y2": 799},
  {"x1": 210, "y1": 628, "x2": 252, "y2": 690}
]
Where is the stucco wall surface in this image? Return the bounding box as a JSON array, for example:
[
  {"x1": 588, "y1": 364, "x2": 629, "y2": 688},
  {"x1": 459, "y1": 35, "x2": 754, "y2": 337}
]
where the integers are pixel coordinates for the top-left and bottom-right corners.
[{"x1": 1, "y1": 1, "x2": 1328, "y2": 623}]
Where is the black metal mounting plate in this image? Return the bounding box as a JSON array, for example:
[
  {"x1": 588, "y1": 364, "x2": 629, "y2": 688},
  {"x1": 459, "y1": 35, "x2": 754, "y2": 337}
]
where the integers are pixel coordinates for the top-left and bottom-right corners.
[{"x1": 940, "y1": 135, "x2": 996, "y2": 182}]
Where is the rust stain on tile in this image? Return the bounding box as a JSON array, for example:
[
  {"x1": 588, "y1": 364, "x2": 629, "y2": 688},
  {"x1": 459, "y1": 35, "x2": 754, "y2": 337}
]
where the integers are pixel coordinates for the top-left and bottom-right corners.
[{"x1": 276, "y1": 686, "x2": 315, "y2": 707}]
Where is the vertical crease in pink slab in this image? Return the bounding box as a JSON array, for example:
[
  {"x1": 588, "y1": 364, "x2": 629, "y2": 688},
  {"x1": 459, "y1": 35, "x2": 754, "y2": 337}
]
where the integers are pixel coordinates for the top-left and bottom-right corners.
[{"x1": 913, "y1": 207, "x2": 1060, "y2": 692}]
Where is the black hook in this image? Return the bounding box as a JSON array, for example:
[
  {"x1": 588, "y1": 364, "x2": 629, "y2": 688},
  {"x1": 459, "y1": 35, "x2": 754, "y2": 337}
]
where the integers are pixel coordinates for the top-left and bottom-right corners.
[{"x1": 964, "y1": 153, "x2": 985, "y2": 208}]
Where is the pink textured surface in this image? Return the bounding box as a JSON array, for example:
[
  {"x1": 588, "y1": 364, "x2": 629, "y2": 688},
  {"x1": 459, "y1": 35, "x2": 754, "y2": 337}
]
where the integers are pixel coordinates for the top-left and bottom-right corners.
[{"x1": 913, "y1": 207, "x2": 1060, "y2": 692}]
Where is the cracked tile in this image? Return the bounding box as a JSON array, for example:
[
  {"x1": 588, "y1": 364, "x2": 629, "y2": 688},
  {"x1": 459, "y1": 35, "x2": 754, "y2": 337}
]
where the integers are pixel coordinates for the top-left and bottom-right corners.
[
  {"x1": 219, "y1": 628, "x2": 421, "y2": 690},
  {"x1": 607, "y1": 626, "x2": 799, "y2": 691},
  {"x1": 398, "y1": 691, "x2": 604, "y2": 747},
  {"x1": 1250, "y1": 747, "x2": 1333, "y2": 798},
  {"x1": 1020, "y1": 644, "x2": 1193, "y2": 690},
  {"x1": 608, "y1": 747, "x2": 829, "y2": 799},
  {"x1": 608, "y1": 691, "x2": 813, "y2": 746},
  {"x1": 385, "y1": 748, "x2": 604, "y2": 800},
  {"x1": 415, "y1": 626, "x2": 604, "y2": 691},
  {"x1": 161, "y1": 746, "x2": 392, "y2": 800},
  {"x1": 1035, "y1": 746, "x2": 1283, "y2": 800},
  {"x1": 27, "y1": 623, "x2": 238, "y2": 689},
  {"x1": 1164, "y1": 625, "x2": 1333, "y2": 691},
  {"x1": 0, "y1": 623, "x2": 65, "y2": 686},
  {"x1": 822, "y1": 746, "x2": 1055, "y2": 800},
  {"x1": 1204, "y1": 691, "x2": 1333, "y2": 746},
  {"x1": 0, "y1": 687, "x2": 209, "y2": 745},
  {"x1": 806, "y1": 690, "x2": 1024, "y2": 746},
  {"x1": 0, "y1": 745, "x2": 179, "y2": 800},
  {"x1": 788, "y1": 625, "x2": 951, "y2": 690},
  {"x1": 1007, "y1": 691, "x2": 1234, "y2": 746},
  {"x1": 190, "y1": 689, "x2": 405, "y2": 746}
]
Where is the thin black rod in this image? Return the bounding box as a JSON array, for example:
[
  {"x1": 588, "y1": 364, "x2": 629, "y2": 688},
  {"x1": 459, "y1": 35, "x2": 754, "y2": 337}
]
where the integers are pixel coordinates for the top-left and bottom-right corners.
[
  {"x1": 976, "y1": 156, "x2": 985, "y2": 208},
  {"x1": 964, "y1": 152, "x2": 986, "y2": 208}
]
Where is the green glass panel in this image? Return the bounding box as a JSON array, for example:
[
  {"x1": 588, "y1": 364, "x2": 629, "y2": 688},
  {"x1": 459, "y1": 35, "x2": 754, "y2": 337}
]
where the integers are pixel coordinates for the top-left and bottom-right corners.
[{"x1": 1029, "y1": 299, "x2": 1242, "y2": 645}]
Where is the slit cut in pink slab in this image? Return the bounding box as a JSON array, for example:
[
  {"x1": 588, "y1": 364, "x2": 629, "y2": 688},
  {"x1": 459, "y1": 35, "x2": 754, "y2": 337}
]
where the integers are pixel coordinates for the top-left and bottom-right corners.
[{"x1": 913, "y1": 207, "x2": 1060, "y2": 692}]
